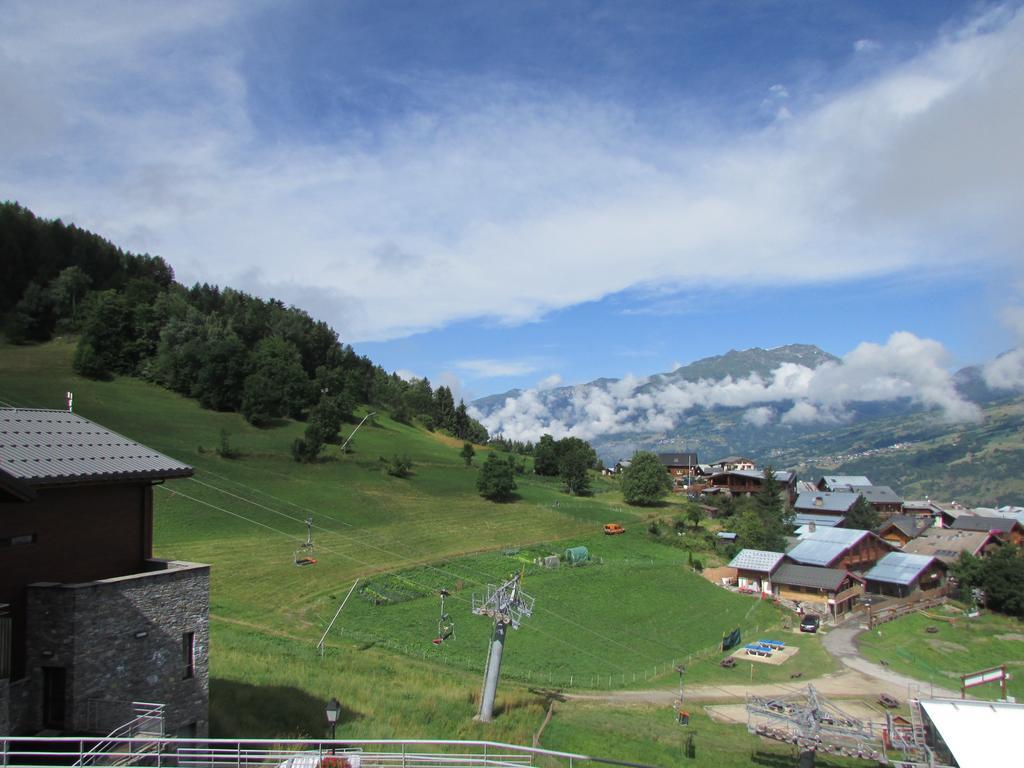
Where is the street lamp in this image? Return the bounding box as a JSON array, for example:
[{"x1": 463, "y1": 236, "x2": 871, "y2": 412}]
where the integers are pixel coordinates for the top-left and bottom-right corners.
[{"x1": 325, "y1": 697, "x2": 341, "y2": 746}]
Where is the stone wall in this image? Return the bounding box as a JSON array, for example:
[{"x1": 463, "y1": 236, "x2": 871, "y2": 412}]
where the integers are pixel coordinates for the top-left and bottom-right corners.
[
  {"x1": 21, "y1": 559, "x2": 209, "y2": 737},
  {"x1": 0, "y1": 678, "x2": 8, "y2": 733}
]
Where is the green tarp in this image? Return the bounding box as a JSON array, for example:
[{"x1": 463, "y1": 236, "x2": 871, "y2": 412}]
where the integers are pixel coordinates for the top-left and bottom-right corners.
[
  {"x1": 564, "y1": 546, "x2": 590, "y2": 564},
  {"x1": 722, "y1": 627, "x2": 742, "y2": 651}
]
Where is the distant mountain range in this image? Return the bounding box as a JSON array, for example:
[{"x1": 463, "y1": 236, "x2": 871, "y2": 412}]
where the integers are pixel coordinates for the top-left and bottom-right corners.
[{"x1": 471, "y1": 344, "x2": 1024, "y2": 505}]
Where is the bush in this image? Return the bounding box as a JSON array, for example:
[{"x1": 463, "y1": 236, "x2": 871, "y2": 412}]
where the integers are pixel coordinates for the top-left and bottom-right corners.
[{"x1": 382, "y1": 454, "x2": 413, "y2": 478}]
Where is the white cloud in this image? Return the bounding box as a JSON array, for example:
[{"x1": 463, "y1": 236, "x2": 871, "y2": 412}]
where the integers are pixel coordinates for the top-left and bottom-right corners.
[
  {"x1": 472, "y1": 332, "x2": 982, "y2": 442},
  {"x1": 1, "y1": 4, "x2": 1023, "y2": 341},
  {"x1": 982, "y1": 304, "x2": 1024, "y2": 390},
  {"x1": 854, "y1": 38, "x2": 882, "y2": 53},
  {"x1": 537, "y1": 374, "x2": 563, "y2": 390},
  {"x1": 394, "y1": 369, "x2": 420, "y2": 382},
  {"x1": 983, "y1": 348, "x2": 1024, "y2": 389},
  {"x1": 455, "y1": 358, "x2": 539, "y2": 378},
  {"x1": 742, "y1": 406, "x2": 775, "y2": 426}
]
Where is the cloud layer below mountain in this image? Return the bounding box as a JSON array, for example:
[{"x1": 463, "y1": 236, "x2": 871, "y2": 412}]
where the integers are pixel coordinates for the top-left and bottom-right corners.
[{"x1": 472, "y1": 332, "x2": 984, "y2": 442}]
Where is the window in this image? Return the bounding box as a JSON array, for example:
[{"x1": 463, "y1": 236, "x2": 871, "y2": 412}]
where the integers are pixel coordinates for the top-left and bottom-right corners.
[
  {"x1": 0, "y1": 533, "x2": 36, "y2": 548},
  {"x1": 182, "y1": 632, "x2": 195, "y2": 679}
]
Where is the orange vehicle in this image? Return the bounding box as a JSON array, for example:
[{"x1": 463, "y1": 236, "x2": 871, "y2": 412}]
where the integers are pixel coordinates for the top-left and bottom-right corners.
[{"x1": 603, "y1": 523, "x2": 625, "y2": 535}]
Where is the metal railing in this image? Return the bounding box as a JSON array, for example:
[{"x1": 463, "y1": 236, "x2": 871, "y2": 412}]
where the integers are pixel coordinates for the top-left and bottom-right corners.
[
  {"x1": 0, "y1": 738, "x2": 659, "y2": 768},
  {"x1": 74, "y1": 702, "x2": 166, "y2": 766}
]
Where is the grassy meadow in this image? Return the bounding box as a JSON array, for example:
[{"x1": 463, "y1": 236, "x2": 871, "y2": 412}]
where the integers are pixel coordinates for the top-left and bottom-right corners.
[
  {"x1": 2, "y1": 339, "x2": 837, "y2": 763},
  {"x1": 858, "y1": 608, "x2": 1024, "y2": 701}
]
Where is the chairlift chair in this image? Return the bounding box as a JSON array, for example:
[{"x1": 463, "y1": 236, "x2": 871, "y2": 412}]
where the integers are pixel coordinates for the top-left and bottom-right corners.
[
  {"x1": 294, "y1": 515, "x2": 317, "y2": 566},
  {"x1": 433, "y1": 588, "x2": 454, "y2": 644}
]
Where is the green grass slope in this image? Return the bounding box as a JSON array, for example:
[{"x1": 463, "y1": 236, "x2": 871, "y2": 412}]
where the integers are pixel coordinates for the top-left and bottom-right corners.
[{"x1": 2, "y1": 340, "x2": 834, "y2": 760}]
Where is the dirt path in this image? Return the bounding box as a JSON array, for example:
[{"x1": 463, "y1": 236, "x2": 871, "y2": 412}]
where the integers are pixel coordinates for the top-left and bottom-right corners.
[
  {"x1": 565, "y1": 667, "x2": 919, "y2": 706},
  {"x1": 822, "y1": 622, "x2": 960, "y2": 698},
  {"x1": 565, "y1": 622, "x2": 959, "y2": 706}
]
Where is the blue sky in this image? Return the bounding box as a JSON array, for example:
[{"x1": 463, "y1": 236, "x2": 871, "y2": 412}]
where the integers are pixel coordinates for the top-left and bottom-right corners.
[{"x1": 2, "y1": 0, "x2": 1023, "y2": 403}]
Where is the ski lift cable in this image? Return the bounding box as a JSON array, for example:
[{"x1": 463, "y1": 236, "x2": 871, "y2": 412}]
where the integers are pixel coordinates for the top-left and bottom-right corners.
[
  {"x1": 3, "y1": 391, "x2": 730, "y2": 666},
  {"x1": 158, "y1": 485, "x2": 630, "y2": 669},
  {"x1": 186, "y1": 474, "x2": 670, "y2": 659},
  {"x1": 188, "y1": 471, "x2": 701, "y2": 661}
]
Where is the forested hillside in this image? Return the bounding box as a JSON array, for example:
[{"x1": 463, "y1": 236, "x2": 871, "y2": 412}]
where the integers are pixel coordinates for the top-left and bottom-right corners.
[{"x1": 0, "y1": 202, "x2": 487, "y2": 449}]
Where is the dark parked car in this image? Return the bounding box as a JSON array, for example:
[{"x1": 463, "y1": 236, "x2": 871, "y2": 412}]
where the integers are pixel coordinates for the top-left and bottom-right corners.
[{"x1": 799, "y1": 614, "x2": 820, "y2": 633}]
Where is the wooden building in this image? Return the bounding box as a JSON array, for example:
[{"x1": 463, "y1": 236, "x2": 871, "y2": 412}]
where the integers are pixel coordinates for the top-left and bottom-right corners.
[
  {"x1": 770, "y1": 563, "x2": 864, "y2": 620},
  {"x1": 657, "y1": 453, "x2": 701, "y2": 492},
  {"x1": 705, "y1": 469, "x2": 797, "y2": 506},
  {"x1": 951, "y1": 515, "x2": 1024, "y2": 546},
  {"x1": 878, "y1": 515, "x2": 933, "y2": 548},
  {"x1": 903, "y1": 528, "x2": 1003, "y2": 565},
  {"x1": 708, "y1": 456, "x2": 757, "y2": 472},
  {"x1": 0, "y1": 408, "x2": 208, "y2": 737},
  {"x1": 864, "y1": 552, "x2": 947, "y2": 598},
  {"x1": 786, "y1": 528, "x2": 895, "y2": 573},
  {"x1": 727, "y1": 549, "x2": 785, "y2": 596},
  {"x1": 793, "y1": 491, "x2": 860, "y2": 520},
  {"x1": 816, "y1": 475, "x2": 872, "y2": 492}
]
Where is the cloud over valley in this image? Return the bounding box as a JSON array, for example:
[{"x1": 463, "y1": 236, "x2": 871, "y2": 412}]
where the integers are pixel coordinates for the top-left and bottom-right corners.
[{"x1": 472, "y1": 333, "x2": 985, "y2": 443}]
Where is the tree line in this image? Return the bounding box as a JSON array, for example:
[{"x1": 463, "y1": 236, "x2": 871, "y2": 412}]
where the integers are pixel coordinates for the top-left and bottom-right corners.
[{"x1": 0, "y1": 202, "x2": 488, "y2": 453}]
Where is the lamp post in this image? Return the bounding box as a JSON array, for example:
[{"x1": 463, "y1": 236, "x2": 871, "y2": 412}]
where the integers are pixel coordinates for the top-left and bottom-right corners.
[{"x1": 325, "y1": 697, "x2": 341, "y2": 750}]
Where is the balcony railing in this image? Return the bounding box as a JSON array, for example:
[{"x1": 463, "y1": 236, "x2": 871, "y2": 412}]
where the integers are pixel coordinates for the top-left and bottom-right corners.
[{"x1": 0, "y1": 738, "x2": 657, "y2": 768}]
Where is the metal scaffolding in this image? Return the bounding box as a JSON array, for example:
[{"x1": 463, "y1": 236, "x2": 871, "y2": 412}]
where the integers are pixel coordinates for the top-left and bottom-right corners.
[{"x1": 746, "y1": 684, "x2": 885, "y2": 763}]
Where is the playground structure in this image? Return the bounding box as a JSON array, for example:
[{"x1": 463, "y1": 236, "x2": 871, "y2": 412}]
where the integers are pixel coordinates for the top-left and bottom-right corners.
[
  {"x1": 746, "y1": 684, "x2": 884, "y2": 764},
  {"x1": 472, "y1": 572, "x2": 535, "y2": 722}
]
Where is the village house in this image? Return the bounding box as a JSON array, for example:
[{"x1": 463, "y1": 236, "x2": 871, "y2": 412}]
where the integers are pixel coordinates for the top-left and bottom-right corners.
[
  {"x1": 877, "y1": 515, "x2": 933, "y2": 548},
  {"x1": 950, "y1": 515, "x2": 1024, "y2": 545},
  {"x1": 847, "y1": 485, "x2": 903, "y2": 517},
  {"x1": 707, "y1": 456, "x2": 757, "y2": 472},
  {"x1": 786, "y1": 527, "x2": 894, "y2": 572},
  {"x1": 0, "y1": 408, "x2": 209, "y2": 737},
  {"x1": 727, "y1": 549, "x2": 785, "y2": 596},
  {"x1": 863, "y1": 552, "x2": 947, "y2": 598},
  {"x1": 901, "y1": 499, "x2": 946, "y2": 519},
  {"x1": 902, "y1": 527, "x2": 1002, "y2": 566},
  {"x1": 657, "y1": 452, "x2": 701, "y2": 491},
  {"x1": 769, "y1": 563, "x2": 864, "y2": 621},
  {"x1": 793, "y1": 491, "x2": 860, "y2": 521},
  {"x1": 705, "y1": 469, "x2": 797, "y2": 505},
  {"x1": 816, "y1": 475, "x2": 872, "y2": 491},
  {"x1": 793, "y1": 514, "x2": 847, "y2": 532},
  {"x1": 932, "y1": 502, "x2": 972, "y2": 528}
]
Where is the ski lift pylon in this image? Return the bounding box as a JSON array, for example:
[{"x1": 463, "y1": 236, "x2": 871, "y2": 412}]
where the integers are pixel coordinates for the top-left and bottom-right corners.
[{"x1": 294, "y1": 515, "x2": 317, "y2": 566}]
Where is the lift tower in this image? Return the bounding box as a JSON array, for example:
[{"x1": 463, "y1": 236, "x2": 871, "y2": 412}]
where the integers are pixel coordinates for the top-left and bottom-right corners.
[{"x1": 472, "y1": 571, "x2": 535, "y2": 722}]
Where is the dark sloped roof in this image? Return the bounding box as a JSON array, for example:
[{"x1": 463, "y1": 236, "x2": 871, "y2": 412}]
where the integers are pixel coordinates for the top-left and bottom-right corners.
[
  {"x1": 0, "y1": 408, "x2": 193, "y2": 486},
  {"x1": 879, "y1": 515, "x2": 931, "y2": 539},
  {"x1": 772, "y1": 563, "x2": 859, "y2": 592},
  {"x1": 951, "y1": 515, "x2": 1022, "y2": 534}
]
